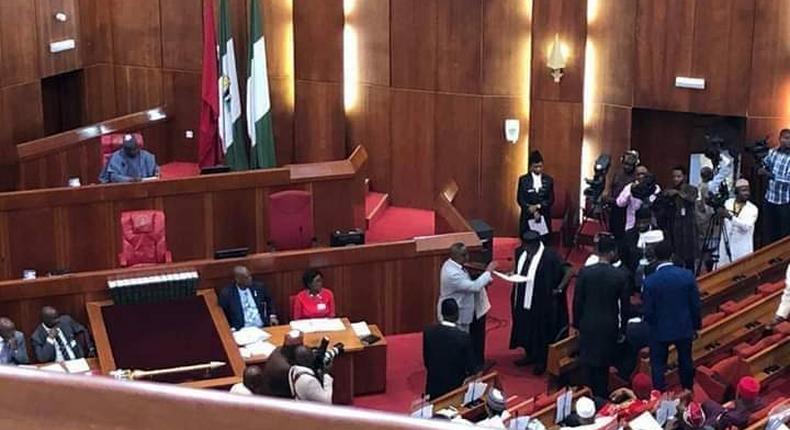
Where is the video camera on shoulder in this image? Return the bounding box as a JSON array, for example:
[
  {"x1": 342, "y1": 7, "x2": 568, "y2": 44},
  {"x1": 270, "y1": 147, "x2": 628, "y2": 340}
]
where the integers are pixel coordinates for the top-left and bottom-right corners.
[
  {"x1": 745, "y1": 137, "x2": 771, "y2": 170},
  {"x1": 312, "y1": 337, "x2": 345, "y2": 378},
  {"x1": 631, "y1": 173, "x2": 657, "y2": 201}
]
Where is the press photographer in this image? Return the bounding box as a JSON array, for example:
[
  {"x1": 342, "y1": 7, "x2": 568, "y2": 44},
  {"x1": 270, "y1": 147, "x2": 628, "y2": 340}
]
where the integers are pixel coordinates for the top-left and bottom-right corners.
[
  {"x1": 654, "y1": 166, "x2": 698, "y2": 270},
  {"x1": 287, "y1": 337, "x2": 344, "y2": 403},
  {"x1": 758, "y1": 129, "x2": 790, "y2": 242},
  {"x1": 616, "y1": 165, "x2": 661, "y2": 231},
  {"x1": 714, "y1": 179, "x2": 758, "y2": 269},
  {"x1": 608, "y1": 150, "x2": 640, "y2": 239}
]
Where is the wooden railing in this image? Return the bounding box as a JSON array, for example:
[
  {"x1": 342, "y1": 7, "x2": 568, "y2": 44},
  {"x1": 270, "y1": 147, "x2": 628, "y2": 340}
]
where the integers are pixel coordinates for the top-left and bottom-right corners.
[{"x1": 16, "y1": 107, "x2": 171, "y2": 190}]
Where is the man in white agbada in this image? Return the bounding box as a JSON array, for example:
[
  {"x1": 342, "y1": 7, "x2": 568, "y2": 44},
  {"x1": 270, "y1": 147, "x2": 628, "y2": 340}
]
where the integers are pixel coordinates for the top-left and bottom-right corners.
[{"x1": 715, "y1": 178, "x2": 758, "y2": 268}]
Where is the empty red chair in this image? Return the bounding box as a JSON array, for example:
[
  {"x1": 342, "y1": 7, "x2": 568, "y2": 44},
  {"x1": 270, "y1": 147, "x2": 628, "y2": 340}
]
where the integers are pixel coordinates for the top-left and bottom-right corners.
[
  {"x1": 757, "y1": 281, "x2": 784, "y2": 296},
  {"x1": 118, "y1": 210, "x2": 172, "y2": 267},
  {"x1": 697, "y1": 356, "x2": 749, "y2": 403},
  {"x1": 702, "y1": 311, "x2": 727, "y2": 328},
  {"x1": 267, "y1": 190, "x2": 314, "y2": 251},
  {"x1": 733, "y1": 333, "x2": 785, "y2": 358},
  {"x1": 101, "y1": 133, "x2": 144, "y2": 166},
  {"x1": 774, "y1": 321, "x2": 790, "y2": 335},
  {"x1": 550, "y1": 185, "x2": 571, "y2": 247},
  {"x1": 720, "y1": 294, "x2": 762, "y2": 315}
]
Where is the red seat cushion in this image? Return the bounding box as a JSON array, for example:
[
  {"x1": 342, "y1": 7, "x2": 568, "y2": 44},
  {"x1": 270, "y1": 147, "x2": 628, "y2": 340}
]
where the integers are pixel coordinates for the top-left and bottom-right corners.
[
  {"x1": 720, "y1": 294, "x2": 762, "y2": 315},
  {"x1": 733, "y1": 333, "x2": 785, "y2": 358},
  {"x1": 268, "y1": 190, "x2": 314, "y2": 251},
  {"x1": 774, "y1": 321, "x2": 790, "y2": 335},
  {"x1": 119, "y1": 210, "x2": 172, "y2": 267},
  {"x1": 702, "y1": 312, "x2": 727, "y2": 327},
  {"x1": 757, "y1": 281, "x2": 784, "y2": 296}
]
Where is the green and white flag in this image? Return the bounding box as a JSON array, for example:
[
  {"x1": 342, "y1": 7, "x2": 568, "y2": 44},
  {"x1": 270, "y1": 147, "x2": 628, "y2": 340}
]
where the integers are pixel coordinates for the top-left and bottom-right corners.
[
  {"x1": 246, "y1": 0, "x2": 277, "y2": 169},
  {"x1": 218, "y1": 0, "x2": 249, "y2": 170}
]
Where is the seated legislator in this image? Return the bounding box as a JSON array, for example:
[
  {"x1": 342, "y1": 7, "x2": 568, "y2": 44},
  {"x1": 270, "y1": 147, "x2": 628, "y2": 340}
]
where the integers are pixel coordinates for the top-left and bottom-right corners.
[
  {"x1": 219, "y1": 266, "x2": 278, "y2": 330},
  {"x1": 0, "y1": 317, "x2": 29, "y2": 365},
  {"x1": 292, "y1": 269, "x2": 335, "y2": 320},
  {"x1": 423, "y1": 298, "x2": 476, "y2": 400},
  {"x1": 99, "y1": 134, "x2": 159, "y2": 183},
  {"x1": 30, "y1": 306, "x2": 93, "y2": 363}
]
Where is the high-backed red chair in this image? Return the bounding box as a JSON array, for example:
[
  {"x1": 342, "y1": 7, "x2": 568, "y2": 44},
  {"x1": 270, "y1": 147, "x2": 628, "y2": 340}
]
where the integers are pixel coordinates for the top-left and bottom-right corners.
[
  {"x1": 267, "y1": 190, "x2": 315, "y2": 251},
  {"x1": 697, "y1": 355, "x2": 749, "y2": 403},
  {"x1": 101, "y1": 133, "x2": 144, "y2": 166},
  {"x1": 118, "y1": 210, "x2": 172, "y2": 267},
  {"x1": 550, "y1": 185, "x2": 571, "y2": 247}
]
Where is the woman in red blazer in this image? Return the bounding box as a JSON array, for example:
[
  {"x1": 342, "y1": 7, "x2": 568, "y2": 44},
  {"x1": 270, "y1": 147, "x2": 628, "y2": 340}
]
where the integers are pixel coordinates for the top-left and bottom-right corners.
[{"x1": 292, "y1": 269, "x2": 336, "y2": 320}]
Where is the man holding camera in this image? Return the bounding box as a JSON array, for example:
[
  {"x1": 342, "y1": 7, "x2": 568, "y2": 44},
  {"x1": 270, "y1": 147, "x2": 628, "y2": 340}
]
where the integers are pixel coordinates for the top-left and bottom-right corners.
[
  {"x1": 288, "y1": 344, "x2": 335, "y2": 403},
  {"x1": 609, "y1": 150, "x2": 640, "y2": 240},
  {"x1": 715, "y1": 179, "x2": 758, "y2": 268},
  {"x1": 760, "y1": 129, "x2": 790, "y2": 243},
  {"x1": 616, "y1": 165, "x2": 661, "y2": 232}
]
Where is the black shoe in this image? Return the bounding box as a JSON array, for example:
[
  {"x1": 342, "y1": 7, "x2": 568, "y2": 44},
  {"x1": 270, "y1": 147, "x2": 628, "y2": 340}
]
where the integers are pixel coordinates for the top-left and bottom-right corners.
[
  {"x1": 532, "y1": 364, "x2": 546, "y2": 375},
  {"x1": 513, "y1": 356, "x2": 534, "y2": 367}
]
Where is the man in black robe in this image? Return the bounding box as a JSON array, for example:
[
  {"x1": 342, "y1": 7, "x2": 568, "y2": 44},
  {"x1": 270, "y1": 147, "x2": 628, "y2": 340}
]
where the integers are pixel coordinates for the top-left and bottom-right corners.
[
  {"x1": 510, "y1": 230, "x2": 572, "y2": 375},
  {"x1": 517, "y1": 150, "x2": 555, "y2": 240},
  {"x1": 573, "y1": 233, "x2": 629, "y2": 398}
]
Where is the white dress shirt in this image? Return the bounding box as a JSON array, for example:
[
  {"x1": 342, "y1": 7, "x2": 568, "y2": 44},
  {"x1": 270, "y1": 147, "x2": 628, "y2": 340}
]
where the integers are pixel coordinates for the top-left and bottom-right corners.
[
  {"x1": 288, "y1": 365, "x2": 333, "y2": 404},
  {"x1": 43, "y1": 325, "x2": 76, "y2": 362}
]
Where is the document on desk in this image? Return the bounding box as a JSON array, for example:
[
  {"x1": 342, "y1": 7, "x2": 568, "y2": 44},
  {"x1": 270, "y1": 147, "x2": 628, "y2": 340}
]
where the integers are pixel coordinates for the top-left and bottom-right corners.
[
  {"x1": 463, "y1": 381, "x2": 488, "y2": 405},
  {"x1": 39, "y1": 363, "x2": 66, "y2": 373},
  {"x1": 289, "y1": 318, "x2": 346, "y2": 333},
  {"x1": 351, "y1": 321, "x2": 371, "y2": 337},
  {"x1": 410, "y1": 403, "x2": 434, "y2": 419},
  {"x1": 63, "y1": 358, "x2": 91, "y2": 374},
  {"x1": 629, "y1": 411, "x2": 663, "y2": 430},
  {"x1": 241, "y1": 341, "x2": 277, "y2": 359},
  {"x1": 493, "y1": 271, "x2": 530, "y2": 283},
  {"x1": 232, "y1": 326, "x2": 271, "y2": 346}
]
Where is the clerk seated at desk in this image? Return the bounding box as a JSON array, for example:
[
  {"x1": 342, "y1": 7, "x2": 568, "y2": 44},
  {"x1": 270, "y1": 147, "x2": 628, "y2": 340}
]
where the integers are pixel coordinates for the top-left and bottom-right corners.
[
  {"x1": 99, "y1": 134, "x2": 159, "y2": 183},
  {"x1": 219, "y1": 266, "x2": 278, "y2": 330},
  {"x1": 30, "y1": 306, "x2": 93, "y2": 363},
  {"x1": 292, "y1": 269, "x2": 336, "y2": 320}
]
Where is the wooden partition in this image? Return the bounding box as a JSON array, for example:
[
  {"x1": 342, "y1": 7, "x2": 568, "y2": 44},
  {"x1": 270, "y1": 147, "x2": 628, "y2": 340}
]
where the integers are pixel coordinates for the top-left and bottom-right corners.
[
  {"x1": 16, "y1": 107, "x2": 171, "y2": 190},
  {"x1": 0, "y1": 365, "x2": 462, "y2": 430},
  {"x1": 0, "y1": 146, "x2": 368, "y2": 280}
]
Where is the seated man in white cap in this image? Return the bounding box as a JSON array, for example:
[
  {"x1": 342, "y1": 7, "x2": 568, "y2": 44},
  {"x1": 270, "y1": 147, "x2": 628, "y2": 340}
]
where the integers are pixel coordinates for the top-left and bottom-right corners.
[
  {"x1": 714, "y1": 178, "x2": 758, "y2": 268},
  {"x1": 99, "y1": 134, "x2": 159, "y2": 183},
  {"x1": 476, "y1": 388, "x2": 509, "y2": 429},
  {"x1": 561, "y1": 396, "x2": 616, "y2": 430}
]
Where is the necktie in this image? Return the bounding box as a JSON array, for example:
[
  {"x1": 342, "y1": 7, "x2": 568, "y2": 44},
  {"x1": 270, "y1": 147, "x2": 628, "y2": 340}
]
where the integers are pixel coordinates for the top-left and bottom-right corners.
[{"x1": 54, "y1": 330, "x2": 74, "y2": 361}]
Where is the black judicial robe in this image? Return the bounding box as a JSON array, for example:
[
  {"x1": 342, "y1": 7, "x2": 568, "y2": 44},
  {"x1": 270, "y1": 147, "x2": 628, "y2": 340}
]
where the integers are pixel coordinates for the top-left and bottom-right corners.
[{"x1": 509, "y1": 246, "x2": 569, "y2": 362}]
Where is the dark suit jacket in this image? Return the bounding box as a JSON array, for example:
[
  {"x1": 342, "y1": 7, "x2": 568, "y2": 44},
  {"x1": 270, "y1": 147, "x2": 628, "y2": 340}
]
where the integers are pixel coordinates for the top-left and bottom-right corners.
[
  {"x1": 30, "y1": 315, "x2": 92, "y2": 363},
  {"x1": 517, "y1": 173, "x2": 555, "y2": 235},
  {"x1": 423, "y1": 322, "x2": 476, "y2": 400},
  {"x1": 0, "y1": 331, "x2": 30, "y2": 365},
  {"x1": 643, "y1": 264, "x2": 701, "y2": 342},
  {"x1": 218, "y1": 282, "x2": 276, "y2": 330}
]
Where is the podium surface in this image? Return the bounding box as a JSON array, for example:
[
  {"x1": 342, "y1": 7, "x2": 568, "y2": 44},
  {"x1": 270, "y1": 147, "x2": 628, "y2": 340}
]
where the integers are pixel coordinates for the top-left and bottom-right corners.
[{"x1": 87, "y1": 289, "x2": 244, "y2": 388}]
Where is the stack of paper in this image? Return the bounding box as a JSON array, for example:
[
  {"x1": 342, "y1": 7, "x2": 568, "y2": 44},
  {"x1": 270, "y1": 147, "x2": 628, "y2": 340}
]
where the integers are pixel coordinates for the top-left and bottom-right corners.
[
  {"x1": 245, "y1": 341, "x2": 277, "y2": 358},
  {"x1": 410, "y1": 403, "x2": 434, "y2": 419},
  {"x1": 39, "y1": 363, "x2": 66, "y2": 373},
  {"x1": 63, "y1": 358, "x2": 91, "y2": 374},
  {"x1": 289, "y1": 318, "x2": 346, "y2": 333},
  {"x1": 351, "y1": 321, "x2": 371, "y2": 337},
  {"x1": 463, "y1": 381, "x2": 488, "y2": 405},
  {"x1": 232, "y1": 327, "x2": 271, "y2": 346},
  {"x1": 629, "y1": 411, "x2": 663, "y2": 430}
]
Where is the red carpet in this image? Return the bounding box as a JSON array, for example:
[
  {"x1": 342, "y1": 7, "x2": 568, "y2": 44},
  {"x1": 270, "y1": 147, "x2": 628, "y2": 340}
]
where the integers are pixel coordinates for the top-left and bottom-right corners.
[{"x1": 366, "y1": 206, "x2": 435, "y2": 243}]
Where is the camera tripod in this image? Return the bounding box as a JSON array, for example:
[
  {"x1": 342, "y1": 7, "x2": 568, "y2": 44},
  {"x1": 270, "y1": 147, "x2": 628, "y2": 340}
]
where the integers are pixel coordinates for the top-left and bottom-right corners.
[
  {"x1": 565, "y1": 197, "x2": 608, "y2": 260},
  {"x1": 696, "y1": 210, "x2": 732, "y2": 276}
]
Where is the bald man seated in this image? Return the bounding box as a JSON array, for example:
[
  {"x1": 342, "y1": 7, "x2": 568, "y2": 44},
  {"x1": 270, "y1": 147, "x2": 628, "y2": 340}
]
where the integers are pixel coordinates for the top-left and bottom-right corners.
[
  {"x1": 30, "y1": 306, "x2": 93, "y2": 363},
  {"x1": 219, "y1": 266, "x2": 278, "y2": 331},
  {"x1": 99, "y1": 134, "x2": 159, "y2": 183},
  {"x1": 0, "y1": 317, "x2": 29, "y2": 365},
  {"x1": 230, "y1": 365, "x2": 266, "y2": 395}
]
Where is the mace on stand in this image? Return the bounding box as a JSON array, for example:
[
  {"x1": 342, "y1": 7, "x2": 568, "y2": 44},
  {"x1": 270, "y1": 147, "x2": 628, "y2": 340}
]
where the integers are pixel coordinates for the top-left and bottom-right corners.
[{"x1": 110, "y1": 361, "x2": 226, "y2": 381}]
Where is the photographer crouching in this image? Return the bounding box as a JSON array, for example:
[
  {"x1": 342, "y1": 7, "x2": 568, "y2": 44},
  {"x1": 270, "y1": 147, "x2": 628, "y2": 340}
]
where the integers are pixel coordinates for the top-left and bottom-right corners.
[
  {"x1": 759, "y1": 129, "x2": 790, "y2": 243},
  {"x1": 288, "y1": 337, "x2": 344, "y2": 403}
]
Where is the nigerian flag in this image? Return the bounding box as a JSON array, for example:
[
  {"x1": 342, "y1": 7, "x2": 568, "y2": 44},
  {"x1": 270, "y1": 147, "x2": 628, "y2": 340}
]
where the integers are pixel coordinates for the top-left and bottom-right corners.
[
  {"x1": 218, "y1": 0, "x2": 249, "y2": 170},
  {"x1": 246, "y1": 0, "x2": 277, "y2": 169}
]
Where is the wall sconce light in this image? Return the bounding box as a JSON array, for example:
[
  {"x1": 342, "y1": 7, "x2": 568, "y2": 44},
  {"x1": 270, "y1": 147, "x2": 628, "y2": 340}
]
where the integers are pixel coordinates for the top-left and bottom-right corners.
[
  {"x1": 547, "y1": 34, "x2": 567, "y2": 83},
  {"x1": 54, "y1": 12, "x2": 68, "y2": 22}
]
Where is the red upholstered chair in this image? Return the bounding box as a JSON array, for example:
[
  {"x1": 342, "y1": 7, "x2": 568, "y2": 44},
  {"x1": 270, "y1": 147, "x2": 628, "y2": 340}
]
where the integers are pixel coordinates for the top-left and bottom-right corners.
[
  {"x1": 550, "y1": 185, "x2": 572, "y2": 247},
  {"x1": 757, "y1": 281, "x2": 785, "y2": 296},
  {"x1": 697, "y1": 355, "x2": 749, "y2": 403},
  {"x1": 118, "y1": 210, "x2": 172, "y2": 267},
  {"x1": 702, "y1": 311, "x2": 727, "y2": 328},
  {"x1": 733, "y1": 333, "x2": 785, "y2": 358},
  {"x1": 289, "y1": 295, "x2": 297, "y2": 321},
  {"x1": 720, "y1": 294, "x2": 762, "y2": 315},
  {"x1": 774, "y1": 321, "x2": 790, "y2": 335},
  {"x1": 101, "y1": 133, "x2": 144, "y2": 166},
  {"x1": 267, "y1": 190, "x2": 315, "y2": 251}
]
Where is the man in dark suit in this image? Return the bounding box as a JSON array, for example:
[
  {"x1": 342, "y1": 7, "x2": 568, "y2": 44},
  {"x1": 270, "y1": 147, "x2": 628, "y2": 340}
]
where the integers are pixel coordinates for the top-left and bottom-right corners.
[
  {"x1": 0, "y1": 317, "x2": 29, "y2": 365},
  {"x1": 573, "y1": 233, "x2": 629, "y2": 398},
  {"x1": 423, "y1": 298, "x2": 476, "y2": 400},
  {"x1": 219, "y1": 266, "x2": 278, "y2": 331},
  {"x1": 642, "y1": 240, "x2": 701, "y2": 391},
  {"x1": 517, "y1": 150, "x2": 555, "y2": 239},
  {"x1": 30, "y1": 306, "x2": 93, "y2": 363}
]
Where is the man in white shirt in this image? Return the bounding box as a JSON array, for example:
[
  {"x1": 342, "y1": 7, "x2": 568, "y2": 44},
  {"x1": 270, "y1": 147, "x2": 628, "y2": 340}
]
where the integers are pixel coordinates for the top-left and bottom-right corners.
[
  {"x1": 438, "y1": 242, "x2": 497, "y2": 370},
  {"x1": 715, "y1": 179, "x2": 759, "y2": 268},
  {"x1": 30, "y1": 306, "x2": 92, "y2": 363},
  {"x1": 288, "y1": 345, "x2": 333, "y2": 403},
  {"x1": 773, "y1": 264, "x2": 790, "y2": 323}
]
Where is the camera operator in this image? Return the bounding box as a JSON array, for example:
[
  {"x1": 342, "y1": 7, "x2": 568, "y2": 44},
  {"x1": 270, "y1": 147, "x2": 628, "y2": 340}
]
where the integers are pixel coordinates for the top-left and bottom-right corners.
[
  {"x1": 287, "y1": 342, "x2": 339, "y2": 404},
  {"x1": 715, "y1": 179, "x2": 758, "y2": 269},
  {"x1": 616, "y1": 165, "x2": 661, "y2": 232},
  {"x1": 695, "y1": 167, "x2": 717, "y2": 273},
  {"x1": 655, "y1": 166, "x2": 698, "y2": 271},
  {"x1": 759, "y1": 129, "x2": 790, "y2": 243},
  {"x1": 608, "y1": 150, "x2": 640, "y2": 240}
]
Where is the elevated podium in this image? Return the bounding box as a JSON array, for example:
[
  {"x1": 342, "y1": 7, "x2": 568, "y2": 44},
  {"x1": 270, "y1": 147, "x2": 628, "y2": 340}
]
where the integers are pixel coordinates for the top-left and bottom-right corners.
[{"x1": 86, "y1": 289, "x2": 244, "y2": 388}]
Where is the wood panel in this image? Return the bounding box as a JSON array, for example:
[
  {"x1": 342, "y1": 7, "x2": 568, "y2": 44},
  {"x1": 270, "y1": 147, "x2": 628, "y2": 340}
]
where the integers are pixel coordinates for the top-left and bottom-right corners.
[
  {"x1": 78, "y1": 0, "x2": 114, "y2": 64},
  {"x1": 63, "y1": 203, "x2": 114, "y2": 271},
  {"x1": 586, "y1": 0, "x2": 636, "y2": 106},
  {"x1": 530, "y1": 0, "x2": 586, "y2": 103},
  {"x1": 6, "y1": 208, "x2": 57, "y2": 277},
  {"x1": 36, "y1": 0, "x2": 83, "y2": 77},
  {"x1": 347, "y1": 85, "x2": 391, "y2": 192},
  {"x1": 748, "y1": 0, "x2": 790, "y2": 117},
  {"x1": 583, "y1": 104, "x2": 632, "y2": 180},
  {"x1": 162, "y1": 71, "x2": 200, "y2": 162},
  {"x1": 436, "y1": 0, "x2": 482, "y2": 94},
  {"x1": 294, "y1": 81, "x2": 345, "y2": 163},
  {"x1": 261, "y1": 0, "x2": 295, "y2": 79},
  {"x1": 745, "y1": 117, "x2": 790, "y2": 144},
  {"x1": 0, "y1": 0, "x2": 40, "y2": 86},
  {"x1": 353, "y1": 0, "x2": 390, "y2": 86},
  {"x1": 1, "y1": 83, "x2": 45, "y2": 148},
  {"x1": 390, "y1": 90, "x2": 436, "y2": 209},
  {"x1": 690, "y1": 0, "x2": 755, "y2": 116},
  {"x1": 529, "y1": 100, "x2": 583, "y2": 213},
  {"x1": 311, "y1": 178, "x2": 366, "y2": 246},
  {"x1": 110, "y1": 0, "x2": 162, "y2": 68},
  {"x1": 81, "y1": 64, "x2": 117, "y2": 122},
  {"x1": 434, "y1": 94, "x2": 482, "y2": 219},
  {"x1": 212, "y1": 190, "x2": 259, "y2": 252},
  {"x1": 292, "y1": 0, "x2": 343, "y2": 82},
  {"x1": 160, "y1": 0, "x2": 203, "y2": 72},
  {"x1": 481, "y1": 0, "x2": 532, "y2": 96},
  {"x1": 269, "y1": 77, "x2": 295, "y2": 165},
  {"x1": 162, "y1": 193, "x2": 208, "y2": 261},
  {"x1": 390, "y1": 0, "x2": 438, "y2": 90},
  {"x1": 114, "y1": 66, "x2": 163, "y2": 115}
]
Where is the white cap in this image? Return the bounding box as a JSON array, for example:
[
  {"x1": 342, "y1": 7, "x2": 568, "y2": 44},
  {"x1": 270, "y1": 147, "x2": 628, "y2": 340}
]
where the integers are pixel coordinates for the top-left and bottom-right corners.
[{"x1": 576, "y1": 396, "x2": 596, "y2": 419}]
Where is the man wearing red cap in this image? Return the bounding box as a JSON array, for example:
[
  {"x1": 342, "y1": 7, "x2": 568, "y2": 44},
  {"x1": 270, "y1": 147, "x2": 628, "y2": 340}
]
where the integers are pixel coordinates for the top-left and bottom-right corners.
[
  {"x1": 702, "y1": 376, "x2": 762, "y2": 430},
  {"x1": 682, "y1": 402, "x2": 707, "y2": 430},
  {"x1": 598, "y1": 373, "x2": 661, "y2": 422}
]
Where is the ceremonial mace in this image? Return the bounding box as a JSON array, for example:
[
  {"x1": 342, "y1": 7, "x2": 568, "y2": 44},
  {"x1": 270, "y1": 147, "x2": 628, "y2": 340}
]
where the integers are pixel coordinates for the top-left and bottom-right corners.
[{"x1": 110, "y1": 361, "x2": 226, "y2": 380}]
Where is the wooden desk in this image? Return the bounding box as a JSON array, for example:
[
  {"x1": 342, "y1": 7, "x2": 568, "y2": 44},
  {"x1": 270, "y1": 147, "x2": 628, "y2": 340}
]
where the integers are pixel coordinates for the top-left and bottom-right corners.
[
  {"x1": 86, "y1": 290, "x2": 245, "y2": 389},
  {"x1": 244, "y1": 319, "x2": 386, "y2": 404},
  {"x1": 430, "y1": 372, "x2": 501, "y2": 421}
]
